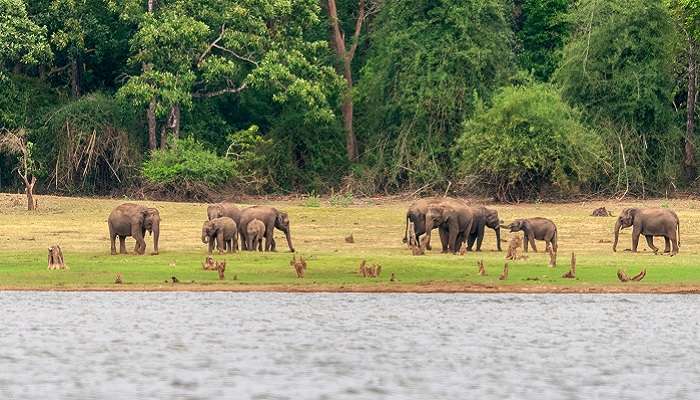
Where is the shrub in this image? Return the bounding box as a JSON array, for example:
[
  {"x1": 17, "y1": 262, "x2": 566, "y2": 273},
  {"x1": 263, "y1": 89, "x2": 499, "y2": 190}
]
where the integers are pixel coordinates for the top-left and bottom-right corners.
[
  {"x1": 328, "y1": 192, "x2": 353, "y2": 208},
  {"x1": 453, "y1": 83, "x2": 606, "y2": 201},
  {"x1": 142, "y1": 137, "x2": 233, "y2": 186},
  {"x1": 302, "y1": 194, "x2": 321, "y2": 208}
]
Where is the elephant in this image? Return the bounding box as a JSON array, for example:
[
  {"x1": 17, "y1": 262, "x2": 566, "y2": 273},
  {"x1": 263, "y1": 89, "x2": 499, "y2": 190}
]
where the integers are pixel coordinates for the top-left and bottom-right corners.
[
  {"x1": 613, "y1": 208, "x2": 680, "y2": 255},
  {"x1": 207, "y1": 202, "x2": 241, "y2": 224},
  {"x1": 238, "y1": 206, "x2": 294, "y2": 252},
  {"x1": 201, "y1": 217, "x2": 238, "y2": 254},
  {"x1": 504, "y1": 218, "x2": 557, "y2": 253},
  {"x1": 465, "y1": 207, "x2": 502, "y2": 252},
  {"x1": 108, "y1": 203, "x2": 160, "y2": 255},
  {"x1": 246, "y1": 218, "x2": 265, "y2": 251},
  {"x1": 423, "y1": 200, "x2": 474, "y2": 254},
  {"x1": 403, "y1": 197, "x2": 466, "y2": 250}
]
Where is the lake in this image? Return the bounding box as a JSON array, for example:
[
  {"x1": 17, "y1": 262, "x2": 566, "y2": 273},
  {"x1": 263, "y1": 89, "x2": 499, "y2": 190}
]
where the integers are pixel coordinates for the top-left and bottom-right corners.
[{"x1": 0, "y1": 292, "x2": 697, "y2": 399}]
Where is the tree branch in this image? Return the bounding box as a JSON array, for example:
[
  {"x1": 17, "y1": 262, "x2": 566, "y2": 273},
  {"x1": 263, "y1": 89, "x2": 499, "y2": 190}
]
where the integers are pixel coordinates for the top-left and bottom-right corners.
[
  {"x1": 347, "y1": 0, "x2": 366, "y2": 61},
  {"x1": 212, "y1": 44, "x2": 259, "y2": 67},
  {"x1": 198, "y1": 24, "x2": 226, "y2": 67},
  {"x1": 192, "y1": 83, "x2": 248, "y2": 98}
]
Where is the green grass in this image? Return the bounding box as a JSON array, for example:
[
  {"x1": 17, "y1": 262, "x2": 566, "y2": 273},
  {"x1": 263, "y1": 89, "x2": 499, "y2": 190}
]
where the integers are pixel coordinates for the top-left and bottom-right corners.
[{"x1": 1, "y1": 194, "x2": 699, "y2": 290}]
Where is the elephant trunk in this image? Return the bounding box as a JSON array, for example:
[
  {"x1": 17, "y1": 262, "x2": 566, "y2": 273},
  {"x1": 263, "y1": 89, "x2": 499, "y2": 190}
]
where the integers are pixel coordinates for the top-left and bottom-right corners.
[
  {"x1": 152, "y1": 222, "x2": 160, "y2": 255},
  {"x1": 494, "y1": 226, "x2": 502, "y2": 251},
  {"x1": 613, "y1": 219, "x2": 621, "y2": 252},
  {"x1": 283, "y1": 227, "x2": 295, "y2": 253}
]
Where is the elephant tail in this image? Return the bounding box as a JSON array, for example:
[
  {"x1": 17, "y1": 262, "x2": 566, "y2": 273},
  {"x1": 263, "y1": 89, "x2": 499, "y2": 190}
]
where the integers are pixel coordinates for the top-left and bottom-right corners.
[{"x1": 677, "y1": 217, "x2": 681, "y2": 248}]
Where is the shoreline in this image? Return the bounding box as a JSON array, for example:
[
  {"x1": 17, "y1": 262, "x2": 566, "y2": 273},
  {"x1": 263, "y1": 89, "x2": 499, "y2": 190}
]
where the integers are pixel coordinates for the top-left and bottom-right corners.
[{"x1": 2, "y1": 283, "x2": 700, "y2": 294}]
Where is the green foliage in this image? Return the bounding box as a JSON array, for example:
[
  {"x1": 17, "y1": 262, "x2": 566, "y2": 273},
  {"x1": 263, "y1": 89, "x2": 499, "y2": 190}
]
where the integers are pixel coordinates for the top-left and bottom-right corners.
[
  {"x1": 328, "y1": 192, "x2": 353, "y2": 207},
  {"x1": 0, "y1": 0, "x2": 53, "y2": 70},
  {"x1": 302, "y1": 194, "x2": 321, "y2": 208},
  {"x1": 514, "y1": 0, "x2": 570, "y2": 81},
  {"x1": 554, "y1": 0, "x2": 681, "y2": 191},
  {"x1": 453, "y1": 83, "x2": 605, "y2": 201},
  {"x1": 142, "y1": 137, "x2": 233, "y2": 185},
  {"x1": 356, "y1": 0, "x2": 514, "y2": 191}
]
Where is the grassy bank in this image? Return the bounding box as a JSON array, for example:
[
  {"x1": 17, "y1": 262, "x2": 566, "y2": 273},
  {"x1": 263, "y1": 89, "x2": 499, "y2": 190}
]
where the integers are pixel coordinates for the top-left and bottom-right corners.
[{"x1": 1, "y1": 194, "x2": 700, "y2": 292}]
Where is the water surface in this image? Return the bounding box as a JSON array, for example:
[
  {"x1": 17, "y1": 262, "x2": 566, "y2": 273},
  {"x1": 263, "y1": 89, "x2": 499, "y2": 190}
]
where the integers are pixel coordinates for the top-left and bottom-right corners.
[{"x1": 0, "y1": 293, "x2": 697, "y2": 399}]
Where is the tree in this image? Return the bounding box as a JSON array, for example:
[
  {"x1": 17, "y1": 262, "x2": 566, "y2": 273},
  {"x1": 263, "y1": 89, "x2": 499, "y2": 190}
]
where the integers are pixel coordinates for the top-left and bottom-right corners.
[
  {"x1": 325, "y1": 0, "x2": 380, "y2": 161},
  {"x1": 0, "y1": 0, "x2": 52, "y2": 75},
  {"x1": 554, "y1": 0, "x2": 679, "y2": 190},
  {"x1": 356, "y1": 0, "x2": 513, "y2": 190},
  {"x1": 114, "y1": 0, "x2": 340, "y2": 151},
  {"x1": 667, "y1": 0, "x2": 700, "y2": 182},
  {"x1": 453, "y1": 83, "x2": 605, "y2": 201},
  {"x1": 0, "y1": 129, "x2": 39, "y2": 210}
]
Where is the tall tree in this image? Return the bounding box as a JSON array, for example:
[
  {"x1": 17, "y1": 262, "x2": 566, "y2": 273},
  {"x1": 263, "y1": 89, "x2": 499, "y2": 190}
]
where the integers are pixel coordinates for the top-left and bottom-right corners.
[
  {"x1": 325, "y1": 0, "x2": 378, "y2": 161},
  {"x1": 667, "y1": 0, "x2": 700, "y2": 182}
]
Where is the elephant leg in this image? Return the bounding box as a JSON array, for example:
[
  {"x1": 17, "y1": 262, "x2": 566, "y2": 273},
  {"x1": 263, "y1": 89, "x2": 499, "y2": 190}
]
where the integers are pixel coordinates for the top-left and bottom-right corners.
[
  {"x1": 208, "y1": 238, "x2": 215, "y2": 255},
  {"x1": 644, "y1": 235, "x2": 658, "y2": 253},
  {"x1": 523, "y1": 234, "x2": 529, "y2": 252},
  {"x1": 217, "y1": 232, "x2": 225, "y2": 254},
  {"x1": 466, "y1": 233, "x2": 476, "y2": 251},
  {"x1": 119, "y1": 236, "x2": 127, "y2": 254},
  {"x1": 475, "y1": 226, "x2": 485, "y2": 252},
  {"x1": 109, "y1": 227, "x2": 117, "y2": 255},
  {"x1": 264, "y1": 226, "x2": 274, "y2": 251},
  {"x1": 631, "y1": 227, "x2": 641, "y2": 252},
  {"x1": 663, "y1": 237, "x2": 671, "y2": 253},
  {"x1": 439, "y1": 227, "x2": 449, "y2": 253}
]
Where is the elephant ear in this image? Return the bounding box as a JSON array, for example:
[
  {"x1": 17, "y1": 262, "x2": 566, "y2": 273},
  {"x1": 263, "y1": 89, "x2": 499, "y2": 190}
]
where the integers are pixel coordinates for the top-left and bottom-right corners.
[
  {"x1": 277, "y1": 212, "x2": 289, "y2": 226},
  {"x1": 522, "y1": 220, "x2": 534, "y2": 236}
]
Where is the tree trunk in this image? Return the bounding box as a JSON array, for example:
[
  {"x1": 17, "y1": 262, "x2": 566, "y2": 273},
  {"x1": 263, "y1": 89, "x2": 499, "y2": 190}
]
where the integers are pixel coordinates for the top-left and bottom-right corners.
[
  {"x1": 147, "y1": 100, "x2": 157, "y2": 150},
  {"x1": 326, "y1": 0, "x2": 364, "y2": 162},
  {"x1": 160, "y1": 122, "x2": 168, "y2": 149},
  {"x1": 172, "y1": 104, "x2": 180, "y2": 142},
  {"x1": 70, "y1": 56, "x2": 81, "y2": 98},
  {"x1": 684, "y1": 38, "x2": 697, "y2": 183},
  {"x1": 23, "y1": 175, "x2": 36, "y2": 211}
]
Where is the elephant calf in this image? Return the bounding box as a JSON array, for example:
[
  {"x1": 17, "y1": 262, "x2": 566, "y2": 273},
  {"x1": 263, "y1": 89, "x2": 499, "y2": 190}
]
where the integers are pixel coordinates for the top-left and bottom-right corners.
[
  {"x1": 504, "y1": 217, "x2": 557, "y2": 253},
  {"x1": 613, "y1": 208, "x2": 680, "y2": 255},
  {"x1": 246, "y1": 218, "x2": 265, "y2": 251},
  {"x1": 202, "y1": 217, "x2": 238, "y2": 254}
]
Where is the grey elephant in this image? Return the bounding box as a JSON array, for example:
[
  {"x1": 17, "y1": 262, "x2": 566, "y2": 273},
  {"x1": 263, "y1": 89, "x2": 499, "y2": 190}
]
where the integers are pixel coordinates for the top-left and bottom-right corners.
[
  {"x1": 238, "y1": 206, "x2": 294, "y2": 252},
  {"x1": 246, "y1": 218, "x2": 265, "y2": 251},
  {"x1": 504, "y1": 218, "x2": 557, "y2": 253},
  {"x1": 108, "y1": 203, "x2": 160, "y2": 255},
  {"x1": 201, "y1": 217, "x2": 238, "y2": 254},
  {"x1": 613, "y1": 208, "x2": 680, "y2": 254},
  {"x1": 465, "y1": 207, "x2": 502, "y2": 252},
  {"x1": 403, "y1": 197, "x2": 467, "y2": 250},
  {"x1": 207, "y1": 202, "x2": 241, "y2": 224},
  {"x1": 424, "y1": 200, "x2": 474, "y2": 254}
]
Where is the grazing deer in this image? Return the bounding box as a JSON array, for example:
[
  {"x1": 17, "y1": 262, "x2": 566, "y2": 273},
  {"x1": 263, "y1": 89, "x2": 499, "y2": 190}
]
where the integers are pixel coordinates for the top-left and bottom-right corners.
[
  {"x1": 202, "y1": 256, "x2": 217, "y2": 270},
  {"x1": 477, "y1": 259, "x2": 487, "y2": 276},
  {"x1": 290, "y1": 255, "x2": 307, "y2": 278},
  {"x1": 47, "y1": 245, "x2": 67, "y2": 270},
  {"x1": 505, "y1": 237, "x2": 523, "y2": 260}
]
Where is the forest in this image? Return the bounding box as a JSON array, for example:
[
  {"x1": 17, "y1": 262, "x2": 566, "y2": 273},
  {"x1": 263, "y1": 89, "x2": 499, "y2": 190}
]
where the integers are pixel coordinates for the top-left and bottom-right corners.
[{"x1": 1, "y1": 0, "x2": 699, "y2": 201}]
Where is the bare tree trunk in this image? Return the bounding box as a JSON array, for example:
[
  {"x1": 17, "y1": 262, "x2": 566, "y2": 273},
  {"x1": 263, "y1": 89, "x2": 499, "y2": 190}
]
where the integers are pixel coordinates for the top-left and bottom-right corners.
[
  {"x1": 684, "y1": 38, "x2": 697, "y2": 183},
  {"x1": 21, "y1": 175, "x2": 36, "y2": 211},
  {"x1": 147, "y1": 100, "x2": 157, "y2": 150},
  {"x1": 327, "y1": 0, "x2": 365, "y2": 162},
  {"x1": 172, "y1": 104, "x2": 180, "y2": 142},
  {"x1": 70, "y1": 56, "x2": 81, "y2": 98},
  {"x1": 160, "y1": 122, "x2": 168, "y2": 149}
]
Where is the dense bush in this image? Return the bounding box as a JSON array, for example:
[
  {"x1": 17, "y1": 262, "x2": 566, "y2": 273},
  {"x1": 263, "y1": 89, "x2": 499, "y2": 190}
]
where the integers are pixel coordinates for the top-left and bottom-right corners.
[
  {"x1": 142, "y1": 137, "x2": 233, "y2": 186},
  {"x1": 453, "y1": 83, "x2": 606, "y2": 201}
]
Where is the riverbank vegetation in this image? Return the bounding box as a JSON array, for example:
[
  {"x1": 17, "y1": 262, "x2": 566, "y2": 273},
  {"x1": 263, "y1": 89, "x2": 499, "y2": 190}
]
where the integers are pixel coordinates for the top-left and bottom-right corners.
[
  {"x1": 1, "y1": 0, "x2": 700, "y2": 201},
  {"x1": 2, "y1": 194, "x2": 700, "y2": 292}
]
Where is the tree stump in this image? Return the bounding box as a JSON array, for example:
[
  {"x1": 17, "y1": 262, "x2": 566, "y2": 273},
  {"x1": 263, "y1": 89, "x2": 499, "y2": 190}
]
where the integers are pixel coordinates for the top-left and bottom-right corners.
[
  {"x1": 562, "y1": 252, "x2": 576, "y2": 279},
  {"x1": 345, "y1": 233, "x2": 355, "y2": 243},
  {"x1": 47, "y1": 245, "x2": 67, "y2": 270}
]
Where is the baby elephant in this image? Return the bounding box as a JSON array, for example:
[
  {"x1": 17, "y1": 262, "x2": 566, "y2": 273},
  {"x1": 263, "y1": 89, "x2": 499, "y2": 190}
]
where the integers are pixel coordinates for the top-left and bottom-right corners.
[
  {"x1": 246, "y1": 218, "x2": 265, "y2": 251},
  {"x1": 504, "y1": 217, "x2": 558, "y2": 253},
  {"x1": 201, "y1": 217, "x2": 238, "y2": 254}
]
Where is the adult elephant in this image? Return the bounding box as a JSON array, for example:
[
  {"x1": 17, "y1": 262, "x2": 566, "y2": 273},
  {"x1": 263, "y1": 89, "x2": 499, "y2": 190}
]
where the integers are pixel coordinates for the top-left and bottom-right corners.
[
  {"x1": 238, "y1": 206, "x2": 294, "y2": 252},
  {"x1": 613, "y1": 208, "x2": 680, "y2": 255},
  {"x1": 465, "y1": 207, "x2": 502, "y2": 252},
  {"x1": 207, "y1": 202, "x2": 241, "y2": 224},
  {"x1": 403, "y1": 197, "x2": 465, "y2": 250},
  {"x1": 423, "y1": 200, "x2": 474, "y2": 254},
  {"x1": 108, "y1": 203, "x2": 160, "y2": 255}
]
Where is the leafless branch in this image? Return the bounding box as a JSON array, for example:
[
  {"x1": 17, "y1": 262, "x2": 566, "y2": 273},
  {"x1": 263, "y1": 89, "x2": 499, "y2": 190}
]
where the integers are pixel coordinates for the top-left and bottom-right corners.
[{"x1": 192, "y1": 83, "x2": 248, "y2": 98}]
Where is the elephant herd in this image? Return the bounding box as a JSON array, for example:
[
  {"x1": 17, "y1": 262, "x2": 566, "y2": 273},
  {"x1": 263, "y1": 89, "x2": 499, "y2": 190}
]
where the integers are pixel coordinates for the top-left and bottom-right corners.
[
  {"x1": 105, "y1": 197, "x2": 682, "y2": 257},
  {"x1": 107, "y1": 202, "x2": 294, "y2": 256},
  {"x1": 404, "y1": 197, "x2": 681, "y2": 256}
]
